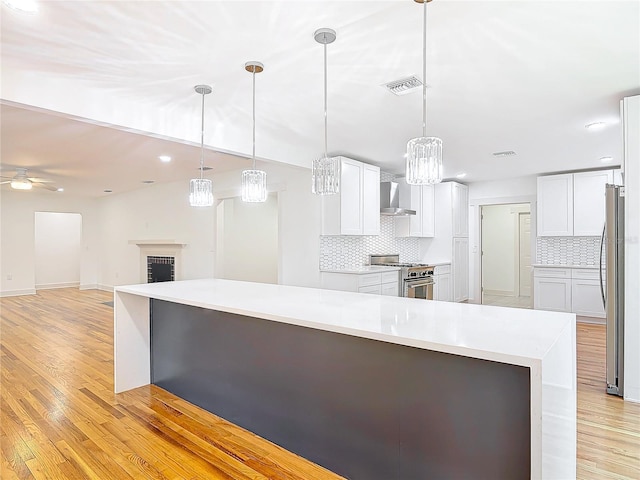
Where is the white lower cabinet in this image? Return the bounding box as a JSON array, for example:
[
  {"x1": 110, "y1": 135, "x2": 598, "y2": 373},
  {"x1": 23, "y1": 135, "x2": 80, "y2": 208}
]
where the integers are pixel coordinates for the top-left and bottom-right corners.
[
  {"x1": 321, "y1": 270, "x2": 399, "y2": 296},
  {"x1": 453, "y1": 238, "x2": 469, "y2": 302},
  {"x1": 534, "y1": 267, "x2": 604, "y2": 318},
  {"x1": 433, "y1": 265, "x2": 452, "y2": 302}
]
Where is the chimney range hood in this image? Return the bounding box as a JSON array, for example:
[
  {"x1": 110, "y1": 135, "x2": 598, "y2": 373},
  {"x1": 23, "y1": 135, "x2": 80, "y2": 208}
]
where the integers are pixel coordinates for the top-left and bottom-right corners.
[{"x1": 380, "y1": 181, "x2": 416, "y2": 216}]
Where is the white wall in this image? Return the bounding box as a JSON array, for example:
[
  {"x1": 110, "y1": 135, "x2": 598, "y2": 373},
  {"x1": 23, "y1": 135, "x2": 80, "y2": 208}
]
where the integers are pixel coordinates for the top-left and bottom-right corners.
[
  {"x1": 216, "y1": 194, "x2": 278, "y2": 284},
  {"x1": 468, "y1": 176, "x2": 537, "y2": 303},
  {"x1": 34, "y1": 212, "x2": 82, "y2": 289},
  {"x1": 97, "y1": 161, "x2": 321, "y2": 290},
  {"x1": 623, "y1": 95, "x2": 640, "y2": 403},
  {"x1": 0, "y1": 190, "x2": 99, "y2": 296}
]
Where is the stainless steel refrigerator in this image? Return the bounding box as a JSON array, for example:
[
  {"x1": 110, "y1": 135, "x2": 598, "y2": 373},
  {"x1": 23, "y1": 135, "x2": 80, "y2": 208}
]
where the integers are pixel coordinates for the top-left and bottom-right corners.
[{"x1": 600, "y1": 184, "x2": 624, "y2": 397}]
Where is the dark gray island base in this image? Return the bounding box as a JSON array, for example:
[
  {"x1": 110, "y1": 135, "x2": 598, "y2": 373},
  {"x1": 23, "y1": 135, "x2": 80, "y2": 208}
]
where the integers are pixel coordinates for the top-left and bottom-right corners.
[{"x1": 151, "y1": 299, "x2": 531, "y2": 479}]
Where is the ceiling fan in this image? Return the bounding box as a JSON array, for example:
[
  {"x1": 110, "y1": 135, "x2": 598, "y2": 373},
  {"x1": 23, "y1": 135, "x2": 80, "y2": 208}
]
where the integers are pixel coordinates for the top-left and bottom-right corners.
[{"x1": 0, "y1": 168, "x2": 58, "y2": 191}]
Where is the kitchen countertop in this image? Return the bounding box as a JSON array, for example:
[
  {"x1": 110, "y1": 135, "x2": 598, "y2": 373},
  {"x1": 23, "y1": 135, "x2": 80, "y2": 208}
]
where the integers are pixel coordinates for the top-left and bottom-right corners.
[
  {"x1": 320, "y1": 266, "x2": 400, "y2": 274},
  {"x1": 114, "y1": 278, "x2": 576, "y2": 479},
  {"x1": 532, "y1": 263, "x2": 600, "y2": 269}
]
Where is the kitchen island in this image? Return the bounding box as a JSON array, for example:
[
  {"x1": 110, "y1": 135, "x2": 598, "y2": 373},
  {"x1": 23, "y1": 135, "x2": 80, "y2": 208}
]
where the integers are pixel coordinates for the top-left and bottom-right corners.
[{"x1": 114, "y1": 279, "x2": 575, "y2": 479}]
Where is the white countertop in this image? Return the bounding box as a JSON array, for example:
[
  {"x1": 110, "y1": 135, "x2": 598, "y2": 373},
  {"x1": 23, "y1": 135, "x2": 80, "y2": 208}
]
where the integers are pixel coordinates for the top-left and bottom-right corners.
[
  {"x1": 320, "y1": 266, "x2": 400, "y2": 274},
  {"x1": 116, "y1": 278, "x2": 572, "y2": 367},
  {"x1": 532, "y1": 263, "x2": 600, "y2": 269}
]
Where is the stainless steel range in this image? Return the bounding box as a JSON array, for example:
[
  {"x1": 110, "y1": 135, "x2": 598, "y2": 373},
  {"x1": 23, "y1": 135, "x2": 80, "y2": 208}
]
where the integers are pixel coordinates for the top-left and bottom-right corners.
[{"x1": 369, "y1": 254, "x2": 435, "y2": 300}]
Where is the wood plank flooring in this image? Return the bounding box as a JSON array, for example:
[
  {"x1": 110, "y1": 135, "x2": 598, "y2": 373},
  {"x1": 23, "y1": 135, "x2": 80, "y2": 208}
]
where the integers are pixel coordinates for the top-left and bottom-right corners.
[{"x1": 1, "y1": 288, "x2": 639, "y2": 479}]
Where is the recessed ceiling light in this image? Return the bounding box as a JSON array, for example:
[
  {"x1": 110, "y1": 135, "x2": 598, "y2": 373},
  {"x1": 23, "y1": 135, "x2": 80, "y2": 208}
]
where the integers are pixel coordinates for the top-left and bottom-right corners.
[
  {"x1": 600, "y1": 156, "x2": 613, "y2": 163},
  {"x1": 403, "y1": 153, "x2": 408, "y2": 159},
  {"x1": 142, "y1": 180, "x2": 155, "y2": 184},
  {"x1": 104, "y1": 189, "x2": 113, "y2": 193},
  {"x1": 456, "y1": 173, "x2": 467, "y2": 179},
  {"x1": 56, "y1": 187, "x2": 64, "y2": 192},
  {"x1": 585, "y1": 122, "x2": 606, "y2": 131},
  {"x1": 158, "y1": 155, "x2": 171, "y2": 163},
  {"x1": 3, "y1": 0, "x2": 38, "y2": 13}
]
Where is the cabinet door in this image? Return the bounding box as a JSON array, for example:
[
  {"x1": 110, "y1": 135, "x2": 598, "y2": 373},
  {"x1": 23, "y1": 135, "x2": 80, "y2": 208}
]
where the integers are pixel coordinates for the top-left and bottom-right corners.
[
  {"x1": 362, "y1": 164, "x2": 380, "y2": 235},
  {"x1": 358, "y1": 284, "x2": 381, "y2": 295},
  {"x1": 409, "y1": 184, "x2": 423, "y2": 236},
  {"x1": 572, "y1": 279, "x2": 605, "y2": 318},
  {"x1": 573, "y1": 170, "x2": 613, "y2": 236},
  {"x1": 340, "y1": 158, "x2": 364, "y2": 235},
  {"x1": 434, "y1": 273, "x2": 451, "y2": 301},
  {"x1": 533, "y1": 277, "x2": 572, "y2": 312},
  {"x1": 453, "y1": 183, "x2": 469, "y2": 237},
  {"x1": 537, "y1": 174, "x2": 573, "y2": 236},
  {"x1": 421, "y1": 185, "x2": 435, "y2": 237},
  {"x1": 453, "y1": 237, "x2": 469, "y2": 302}
]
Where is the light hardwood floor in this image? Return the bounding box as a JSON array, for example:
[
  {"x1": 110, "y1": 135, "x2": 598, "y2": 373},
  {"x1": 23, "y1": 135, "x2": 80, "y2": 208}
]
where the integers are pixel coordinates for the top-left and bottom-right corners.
[{"x1": 1, "y1": 288, "x2": 639, "y2": 479}]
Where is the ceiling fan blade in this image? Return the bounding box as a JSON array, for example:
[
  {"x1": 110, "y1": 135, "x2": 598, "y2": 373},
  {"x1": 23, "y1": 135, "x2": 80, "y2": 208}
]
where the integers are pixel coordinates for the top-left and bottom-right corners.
[
  {"x1": 28, "y1": 177, "x2": 53, "y2": 183},
  {"x1": 0, "y1": 180, "x2": 11, "y2": 185},
  {"x1": 33, "y1": 183, "x2": 58, "y2": 191}
]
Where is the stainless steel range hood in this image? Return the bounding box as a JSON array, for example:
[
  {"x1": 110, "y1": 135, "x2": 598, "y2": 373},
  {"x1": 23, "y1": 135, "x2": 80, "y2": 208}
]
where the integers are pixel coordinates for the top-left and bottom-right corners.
[{"x1": 380, "y1": 181, "x2": 416, "y2": 216}]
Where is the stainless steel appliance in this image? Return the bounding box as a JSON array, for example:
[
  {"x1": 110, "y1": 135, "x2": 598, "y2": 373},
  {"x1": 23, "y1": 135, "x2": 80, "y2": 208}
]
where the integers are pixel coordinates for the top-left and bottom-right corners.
[
  {"x1": 600, "y1": 184, "x2": 625, "y2": 397},
  {"x1": 379, "y1": 182, "x2": 416, "y2": 216},
  {"x1": 369, "y1": 254, "x2": 434, "y2": 300}
]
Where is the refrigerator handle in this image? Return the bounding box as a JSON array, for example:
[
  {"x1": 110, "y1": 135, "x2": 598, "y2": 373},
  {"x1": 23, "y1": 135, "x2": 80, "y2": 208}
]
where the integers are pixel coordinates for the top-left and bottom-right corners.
[{"x1": 599, "y1": 223, "x2": 606, "y2": 309}]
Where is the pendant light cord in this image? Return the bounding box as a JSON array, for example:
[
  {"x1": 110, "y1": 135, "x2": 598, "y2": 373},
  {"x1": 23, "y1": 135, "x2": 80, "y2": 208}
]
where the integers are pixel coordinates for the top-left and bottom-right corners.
[
  {"x1": 252, "y1": 66, "x2": 256, "y2": 170},
  {"x1": 324, "y1": 39, "x2": 328, "y2": 159},
  {"x1": 422, "y1": 0, "x2": 427, "y2": 138},
  {"x1": 199, "y1": 91, "x2": 205, "y2": 180}
]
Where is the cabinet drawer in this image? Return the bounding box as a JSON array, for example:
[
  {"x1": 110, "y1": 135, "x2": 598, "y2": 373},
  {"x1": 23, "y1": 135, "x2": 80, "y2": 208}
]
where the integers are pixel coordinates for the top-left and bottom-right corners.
[
  {"x1": 380, "y1": 282, "x2": 399, "y2": 296},
  {"x1": 434, "y1": 264, "x2": 451, "y2": 275},
  {"x1": 381, "y1": 271, "x2": 399, "y2": 284},
  {"x1": 357, "y1": 273, "x2": 382, "y2": 288},
  {"x1": 358, "y1": 284, "x2": 381, "y2": 295},
  {"x1": 572, "y1": 268, "x2": 601, "y2": 280},
  {"x1": 533, "y1": 267, "x2": 571, "y2": 278}
]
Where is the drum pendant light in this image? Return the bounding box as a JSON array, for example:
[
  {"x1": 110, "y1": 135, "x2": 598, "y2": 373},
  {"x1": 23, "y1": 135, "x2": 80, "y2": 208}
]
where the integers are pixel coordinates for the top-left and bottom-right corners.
[
  {"x1": 241, "y1": 61, "x2": 268, "y2": 203},
  {"x1": 189, "y1": 84, "x2": 214, "y2": 206},
  {"x1": 312, "y1": 27, "x2": 340, "y2": 195},
  {"x1": 406, "y1": 0, "x2": 443, "y2": 185}
]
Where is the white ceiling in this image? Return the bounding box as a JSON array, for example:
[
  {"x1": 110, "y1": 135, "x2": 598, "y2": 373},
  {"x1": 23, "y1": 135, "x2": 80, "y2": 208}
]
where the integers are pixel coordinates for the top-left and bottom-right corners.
[{"x1": 1, "y1": 0, "x2": 639, "y2": 197}]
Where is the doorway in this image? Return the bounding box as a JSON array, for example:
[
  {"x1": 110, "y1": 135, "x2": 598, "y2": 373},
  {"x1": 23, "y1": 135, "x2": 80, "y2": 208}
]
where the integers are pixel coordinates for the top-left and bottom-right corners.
[
  {"x1": 34, "y1": 212, "x2": 82, "y2": 290},
  {"x1": 215, "y1": 193, "x2": 278, "y2": 284},
  {"x1": 481, "y1": 204, "x2": 532, "y2": 308}
]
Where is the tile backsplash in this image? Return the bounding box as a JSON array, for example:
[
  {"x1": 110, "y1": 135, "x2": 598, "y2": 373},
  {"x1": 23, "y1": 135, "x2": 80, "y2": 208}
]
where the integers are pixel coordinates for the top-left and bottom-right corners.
[
  {"x1": 319, "y1": 217, "x2": 419, "y2": 270},
  {"x1": 536, "y1": 236, "x2": 602, "y2": 266}
]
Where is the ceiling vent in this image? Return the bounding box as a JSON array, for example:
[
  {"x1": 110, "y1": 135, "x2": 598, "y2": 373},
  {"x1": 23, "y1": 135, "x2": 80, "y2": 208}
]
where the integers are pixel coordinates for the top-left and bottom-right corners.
[
  {"x1": 492, "y1": 150, "x2": 517, "y2": 157},
  {"x1": 384, "y1": 75, "x2": 423, "y2": 96}
]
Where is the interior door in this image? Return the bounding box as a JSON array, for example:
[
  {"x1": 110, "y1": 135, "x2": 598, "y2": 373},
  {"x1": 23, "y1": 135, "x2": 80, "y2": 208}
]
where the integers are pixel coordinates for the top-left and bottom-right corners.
[{"x1": 519, "y1": 213, "x2": 532, "y2": 297}]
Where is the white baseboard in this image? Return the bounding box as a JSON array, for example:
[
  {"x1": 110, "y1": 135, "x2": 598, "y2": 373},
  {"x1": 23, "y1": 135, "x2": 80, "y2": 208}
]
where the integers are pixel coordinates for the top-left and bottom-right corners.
[
  {"x1": 576, "y1": 316, "x2": 606, "y2": 325},
  {"x1": 35, "y1": 282, "x2": 80, "y2": 291},
  {"x1": 483, "y1": 289, "x2": 516, "y2": 297},
  {"x1": 98, "y1": 284, "x2": 114, "y2": 292},
  {"x1": 79, "y1": 284, "x2": 99, "y2": 291},
  {"x1": 0, "y1": 288, "x2": 37, "y2": 297}
]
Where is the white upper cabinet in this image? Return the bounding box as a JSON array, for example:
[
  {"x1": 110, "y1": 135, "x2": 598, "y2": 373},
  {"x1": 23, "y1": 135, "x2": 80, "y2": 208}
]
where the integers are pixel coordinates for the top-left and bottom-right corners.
[
  {"x1": 321, "y1": 156, "x2": 380, "y2": 236},
  {"x1": 362, "y1": 163, "x2": 381, "y2": 235},
  {"x1": 452, "y1": 182, "x2": 469, "y2": 237},
  {"x1": 396, "y1": 182, "x2": 434, "y2": 237},
  {"x1": 537, "y1": 174, "x2": 574, "y2": 236},
  {"x1": 537, "y1": 170, "x2": 615, "y2": 237},
  {"x1": 573, "y1": 170, "x2": 613, "y2": 236}
]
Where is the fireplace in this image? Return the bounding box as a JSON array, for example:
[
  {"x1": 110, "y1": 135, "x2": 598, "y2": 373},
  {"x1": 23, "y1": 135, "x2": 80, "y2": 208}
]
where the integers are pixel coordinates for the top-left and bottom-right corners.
[
  {"x1": 147, "y1": 256, "x2": 175, "y2": 283},
  {"x1": 130, "y1": 240, "x2": 186, "y2": 284}
]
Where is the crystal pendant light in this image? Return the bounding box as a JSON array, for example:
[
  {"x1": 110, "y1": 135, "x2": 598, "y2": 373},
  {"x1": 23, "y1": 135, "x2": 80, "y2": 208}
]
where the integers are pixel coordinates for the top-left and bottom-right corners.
[
  {"x1": 241, "y1": 62, "x2": 268, "y2": 203},
  {"x1": 189, "y1": 84, "x2": 214, "y2": 207},
  {"x1": 406, "y1": 0, "x2": 443, "y2": 185},
  {"x1": 312, "y1": 28, "x2": 340, "y2": 195}
]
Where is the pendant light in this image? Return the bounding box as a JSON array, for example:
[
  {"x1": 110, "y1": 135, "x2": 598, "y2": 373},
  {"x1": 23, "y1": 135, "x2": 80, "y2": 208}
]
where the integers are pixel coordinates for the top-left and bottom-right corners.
[
  {"x1": 189, "y1": 84, "x2": 214, "y2": 207},
  {"x1": 241, "y1": 62, "x2": 268, "y2": 203},
  {"x1": 312, "y1": 27, "x2": 340, "y2": 195},
  {"x1": 406, "y1": 0, "x2": 443, "y2": 185}
]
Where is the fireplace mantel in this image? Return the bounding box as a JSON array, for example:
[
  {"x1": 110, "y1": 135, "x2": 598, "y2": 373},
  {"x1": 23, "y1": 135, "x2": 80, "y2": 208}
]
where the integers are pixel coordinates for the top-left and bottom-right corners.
[
  {"x1": 130, "y1": 241, "x2": 185, "y2": 283},
  {"x1": 129, "y1": 240, "x2": 187, "y2": 248}
]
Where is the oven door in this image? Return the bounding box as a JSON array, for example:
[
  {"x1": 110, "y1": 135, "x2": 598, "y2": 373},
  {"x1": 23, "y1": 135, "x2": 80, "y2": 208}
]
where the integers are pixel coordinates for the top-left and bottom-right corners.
[{"x1": 404, "y1": 277, "x2": 434, "y2": 300}]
